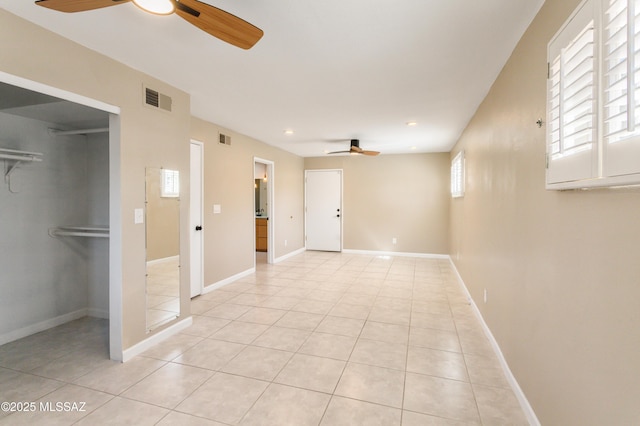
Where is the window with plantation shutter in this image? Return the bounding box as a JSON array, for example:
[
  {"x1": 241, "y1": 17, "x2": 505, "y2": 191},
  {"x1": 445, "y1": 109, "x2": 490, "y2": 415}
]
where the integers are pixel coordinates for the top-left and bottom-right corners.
[
  {"x1": 603, "y1": 0, "x2": 640, "y2": 178},
  {"x1": 546, "y1": 0, "x2": 640, "y2": 189},
  {"x1": 547, "y1": 0, "x2": 598, "y2": 186},
  {"x1": 451, "y1": 151, "x2": 464, "y2": 198}
]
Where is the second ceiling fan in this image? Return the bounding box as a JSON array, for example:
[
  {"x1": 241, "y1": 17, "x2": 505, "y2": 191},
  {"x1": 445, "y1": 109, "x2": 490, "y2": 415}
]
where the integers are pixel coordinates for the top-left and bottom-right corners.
[
  {"x1": 328, "y1": 139, "x2": 380, "y2": 156},
  {"x1": 35, "y1": 0, "x2": 263, "y2": 50}
]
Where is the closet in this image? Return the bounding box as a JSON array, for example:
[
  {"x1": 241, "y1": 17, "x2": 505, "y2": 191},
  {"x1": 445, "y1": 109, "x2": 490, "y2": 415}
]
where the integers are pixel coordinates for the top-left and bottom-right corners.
[{"x1": 0, "y1": 81, "x2": 111, "y2": 350}]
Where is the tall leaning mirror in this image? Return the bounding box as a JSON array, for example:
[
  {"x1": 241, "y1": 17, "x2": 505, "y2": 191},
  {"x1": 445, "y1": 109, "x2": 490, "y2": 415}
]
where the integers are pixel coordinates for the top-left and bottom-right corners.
[{"x1": 145, "y1": 167, "x2": 180, "y2": 331}]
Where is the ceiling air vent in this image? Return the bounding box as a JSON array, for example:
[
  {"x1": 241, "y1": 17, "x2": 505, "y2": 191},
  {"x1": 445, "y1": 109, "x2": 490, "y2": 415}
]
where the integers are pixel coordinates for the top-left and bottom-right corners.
[
  {"x1": 219, "y1": 133, "x2": 231, "y2": 146},
  {"x1": 144, "y1": 86, "x2": 172, "y2": 112}
]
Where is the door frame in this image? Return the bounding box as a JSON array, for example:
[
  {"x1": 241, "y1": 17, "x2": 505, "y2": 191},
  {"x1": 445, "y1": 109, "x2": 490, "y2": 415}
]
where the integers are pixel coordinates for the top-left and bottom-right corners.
[
  {"x1": 254, "y1": 157, "x2": 274, "y2": 264},
  {"x1": 0, "y1": 71, "x2": 124, "y2": 360},
  {"x1": 190, "y1": 140, "x2": 204, "y2": 298},
  {"x1": 304, "y1": 169, "x2": 343, "y2": 252}
]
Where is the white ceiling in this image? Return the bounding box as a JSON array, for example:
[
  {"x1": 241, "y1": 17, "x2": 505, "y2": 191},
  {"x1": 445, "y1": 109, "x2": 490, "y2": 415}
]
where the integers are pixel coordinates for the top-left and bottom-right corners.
[{"x1": 1, "y1": 0, "x2": 544, "y2": 157}]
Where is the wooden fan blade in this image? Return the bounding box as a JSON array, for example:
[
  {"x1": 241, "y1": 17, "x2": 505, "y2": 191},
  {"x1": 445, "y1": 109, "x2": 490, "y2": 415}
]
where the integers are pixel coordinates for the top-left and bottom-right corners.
[
  {"x1": 35, "y1": 0, "x2": 129, "y2": 13},
  {"x1": 175, "y1": 0, "x2": 263, "y2": 49},
  {"x1": 361, "y1": 150, "x2": 380, "y2": 156},
  {"x1": 328, "y1": 150, "x2": 351, "y2": 155},
  {"x1": 351, "y1": 146, "x2": 364, "y2": 153}
]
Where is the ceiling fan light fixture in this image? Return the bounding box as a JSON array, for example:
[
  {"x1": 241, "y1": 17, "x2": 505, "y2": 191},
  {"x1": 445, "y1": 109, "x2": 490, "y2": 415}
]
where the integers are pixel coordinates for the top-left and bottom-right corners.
[{"x1": 133, "y1": 0, "x2": 175, "y2": 15}]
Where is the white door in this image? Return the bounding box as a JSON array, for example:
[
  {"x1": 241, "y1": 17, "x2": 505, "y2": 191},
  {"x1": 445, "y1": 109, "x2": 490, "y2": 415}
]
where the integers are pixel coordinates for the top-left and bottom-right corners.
[
  {"x1": 190, "y1": 141, "x2": 204, "y2": 297},
  {"x1": 305, "y1": 169, "x2": 342, "y2": 251}
]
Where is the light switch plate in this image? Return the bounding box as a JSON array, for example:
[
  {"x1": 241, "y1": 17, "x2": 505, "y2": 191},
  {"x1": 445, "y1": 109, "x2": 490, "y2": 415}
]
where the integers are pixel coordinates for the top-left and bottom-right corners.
[
  {"x1": 134, "y1": 208, "x2": 144, "y2": 224},
  {"x1": 213, "y1": 204, "x2": 221, "y2": 214}
]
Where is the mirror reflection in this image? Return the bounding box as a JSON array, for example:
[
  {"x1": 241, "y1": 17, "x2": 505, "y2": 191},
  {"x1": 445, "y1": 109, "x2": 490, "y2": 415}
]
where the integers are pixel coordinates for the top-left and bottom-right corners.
[
  {"x1": 254, "y1": 178, "x2": 268, "y2": 217},
  {"x1": 145, "y1": 167, "x2": 180, "y2": 331}
]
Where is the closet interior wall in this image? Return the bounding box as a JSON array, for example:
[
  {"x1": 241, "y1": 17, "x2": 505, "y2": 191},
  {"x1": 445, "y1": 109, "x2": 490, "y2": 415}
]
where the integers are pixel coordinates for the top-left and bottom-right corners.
[{"x1": 0, "y1": 111, "x2": 109, "y2": 345}]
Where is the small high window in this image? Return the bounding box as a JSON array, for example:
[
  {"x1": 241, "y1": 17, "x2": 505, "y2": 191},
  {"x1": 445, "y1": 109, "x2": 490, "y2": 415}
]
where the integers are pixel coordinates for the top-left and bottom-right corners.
[{"x1": 451, "y1": 150, "x2": 465, "y2": 198}]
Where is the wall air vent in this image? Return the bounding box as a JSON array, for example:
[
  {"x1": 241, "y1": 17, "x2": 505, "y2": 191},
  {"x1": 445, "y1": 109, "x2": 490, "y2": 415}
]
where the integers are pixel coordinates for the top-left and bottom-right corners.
[
  {"x1": 219, "y1": 133, "x2": 231, "y2": 146},
  {"x1": 144, "y1": 86, "x2": 172, "y2": 112}
]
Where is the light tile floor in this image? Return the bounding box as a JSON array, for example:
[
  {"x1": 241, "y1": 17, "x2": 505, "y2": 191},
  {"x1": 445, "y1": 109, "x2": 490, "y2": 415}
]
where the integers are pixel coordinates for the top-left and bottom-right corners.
[{"x1": 0, "y1": 251, "x2": 529, "y2": 425}]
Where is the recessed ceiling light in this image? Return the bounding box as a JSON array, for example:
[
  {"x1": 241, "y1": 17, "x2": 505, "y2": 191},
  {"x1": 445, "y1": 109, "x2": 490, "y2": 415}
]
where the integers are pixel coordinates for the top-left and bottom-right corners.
[
  {"x1": 411, "y1": 146, "x2": 417, "y2": 150},
  {"x1": 406, "y1": 121, "x2": 417, "y2": 126},
  {"x1": 284, "y1": 129, "x2": 294, "y2": 135}
]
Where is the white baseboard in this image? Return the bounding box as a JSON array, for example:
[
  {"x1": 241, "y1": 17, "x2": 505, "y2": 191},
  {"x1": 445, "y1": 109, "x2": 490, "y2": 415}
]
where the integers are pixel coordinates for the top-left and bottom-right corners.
[
  {"x1": 448, "y1": 259, "x2": 540, "y2": 426},
  {"x1": 0, "y1": 308, "x2": 89, "y2": 346},
  {"x1": 122, "y1": 315, "x2": 193, "y2": 362},
  {"x1": 274, "y1": 247, "x2": 306, "y2": 263},
  {"x1": 342, "y1": 249, "x2": 450, "y2": 259},
  {"x1": 202, "y1": 267, "x2": 256, "y2": 295},
  {"x1": 146, "y1": 255, "x2": 179, "y2": 266}
]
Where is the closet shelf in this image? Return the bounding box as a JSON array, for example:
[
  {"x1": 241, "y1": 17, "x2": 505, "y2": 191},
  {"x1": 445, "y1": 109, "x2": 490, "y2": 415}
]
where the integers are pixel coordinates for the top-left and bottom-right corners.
[{"x1": 48, "y1": 226, "x2": 110, "y2": 238}]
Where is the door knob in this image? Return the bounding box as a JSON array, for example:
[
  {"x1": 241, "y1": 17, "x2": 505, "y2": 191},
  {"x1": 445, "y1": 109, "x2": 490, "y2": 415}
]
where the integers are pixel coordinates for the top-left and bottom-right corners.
[{"x1": 195, "y1": 225, "x2": 203, "y2": 231}]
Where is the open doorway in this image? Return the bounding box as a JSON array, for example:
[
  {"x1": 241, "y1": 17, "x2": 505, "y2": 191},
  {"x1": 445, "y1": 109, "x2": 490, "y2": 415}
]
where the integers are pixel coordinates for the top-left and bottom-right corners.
[
  {"x1": 0, "y1": 72, "x2": 122, "y2": 360},
  {"x1": 254, "y1": 157, "x2": 274, "y2": 265}
]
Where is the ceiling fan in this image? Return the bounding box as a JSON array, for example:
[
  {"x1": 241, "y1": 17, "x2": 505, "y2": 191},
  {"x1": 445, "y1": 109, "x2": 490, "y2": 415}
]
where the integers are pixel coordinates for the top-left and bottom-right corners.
[
  {"x1": 328, "y1": 139, "x2": 380, "y2": 156},
  {"x1": 34, "y1": 0, "x2": 264, "y2": 50}
]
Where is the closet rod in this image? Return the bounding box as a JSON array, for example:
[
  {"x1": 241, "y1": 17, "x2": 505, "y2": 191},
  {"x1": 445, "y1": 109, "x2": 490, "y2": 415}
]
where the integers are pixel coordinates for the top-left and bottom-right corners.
[
  {"x1": 48, "y1": 226, "x2": 110, "y2": 239},
  {"x1": 49, "y1": 127, "x2": 109, "y2": 136},
  {"x1": 0, "y1": 147, "x2": 43, "y2": 162},
  {"x1": 0, "y1": 152, "x2": 44, "y2": 162}
]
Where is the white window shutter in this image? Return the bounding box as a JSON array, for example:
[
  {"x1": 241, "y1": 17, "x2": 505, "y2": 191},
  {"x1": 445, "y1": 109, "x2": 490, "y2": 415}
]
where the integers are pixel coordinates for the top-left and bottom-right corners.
[
  {"x1": 603, "y1": 0, "x2": 640, "y2": 178},
  {"x1": 547, "y1": 0, "x2": 599, "y2": 186},
  {"x1": 547, "y1": 0, "x2": 640, "y2": 189}
]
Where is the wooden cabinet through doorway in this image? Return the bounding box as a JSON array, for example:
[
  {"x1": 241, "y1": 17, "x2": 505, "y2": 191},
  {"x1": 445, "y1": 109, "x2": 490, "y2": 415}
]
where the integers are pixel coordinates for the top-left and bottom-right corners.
[{"x1": 256, "y1": 218, "x2": 267, "y2": 252}]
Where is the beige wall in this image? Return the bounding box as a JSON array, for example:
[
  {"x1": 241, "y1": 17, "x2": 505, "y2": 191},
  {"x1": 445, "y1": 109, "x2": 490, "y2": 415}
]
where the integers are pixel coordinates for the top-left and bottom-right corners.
[
  {"x1": 305, "y1": 154, "x2": 450, "y2": 255},
  {"x1": 191, "y1": 117, "x2": 305, "y2": 286},
  {"x1": 0, "y1": 10, "x2": 191, "y2": 352},
  {"x1": 449, "y1": 0, "x2": 640, "y2": 423}
]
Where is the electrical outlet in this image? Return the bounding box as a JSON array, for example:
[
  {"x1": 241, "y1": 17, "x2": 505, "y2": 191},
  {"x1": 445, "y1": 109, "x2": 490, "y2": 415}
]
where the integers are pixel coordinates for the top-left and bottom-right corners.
[
  {"x1": 483, "y1": 288, "x2": 488, "y2": 304},
  {"x1": 392, "y1": 237, "x2": 397, "y2": 245},
  {"x1": 284, "y1": 240, "x2": 288, "y2": 247}
]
